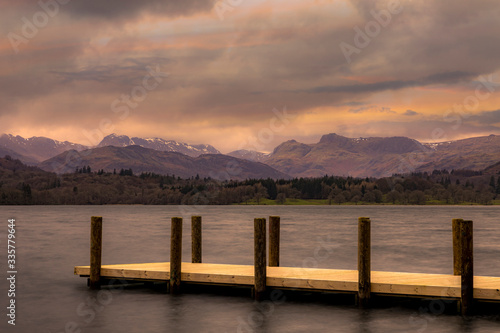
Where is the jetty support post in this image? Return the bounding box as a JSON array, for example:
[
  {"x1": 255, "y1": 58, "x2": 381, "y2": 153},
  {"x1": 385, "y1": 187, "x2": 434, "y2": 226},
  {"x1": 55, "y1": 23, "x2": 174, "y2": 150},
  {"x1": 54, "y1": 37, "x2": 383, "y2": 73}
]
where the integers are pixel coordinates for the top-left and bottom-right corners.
[
  {"x1": 254, "y1": 218, "x2": 267, "y2": 301},
  {"x1": 269, "y1": 216, "x2": 280, "y2": 267},
  {"x1": 452, "y1": 218, "x2": 464, "y2": 275},
  {"x1": 358, "y1": 217, "x2": 371, "y2": 308},
  {"x1": 192, "y1": 216, "x2": 202, "y2": 263},
  {"x1": 90, "y1": 216, "x2": 103, "y2": 290},
  {"x1": 170, "y1": 217, "x2": 183, "y2": 294},
  {"x1": 460, "y1": 220, "x2": 474, "y2": 316}
]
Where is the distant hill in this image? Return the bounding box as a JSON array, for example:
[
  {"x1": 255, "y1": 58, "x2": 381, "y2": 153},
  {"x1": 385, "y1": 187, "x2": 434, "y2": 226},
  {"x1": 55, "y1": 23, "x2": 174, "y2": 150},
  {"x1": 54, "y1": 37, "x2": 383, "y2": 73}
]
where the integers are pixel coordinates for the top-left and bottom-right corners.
[
  {"x1": 38, "y1": 145, "x2": 290, "y2": 180},
  {"x1": 264, "y1": 133, "x2": 500, "y2": 178},
  {"x1": 0, "y1": 134, "x2": 87, "y2": 162},
  {"x1": 0, "y1": 146, "x2": 38, "y2": 165},
  {"x1": 97, "y1": 134, "x2": 220, "y2": 157},
  {"x1": 0, "y1": 155, "x2": 48, "y2": 173},
  {"x1": 265, "y1": 134, "x2": 426, "y2": 178},
  {"x1": 481, "y1": 161, "x2": 500, "y2": 175},
  {"x1": 416, "y1": 135, "x2": 500, "y2": 173},
  {"x1": 0, "y1": 133, "x2": 221, "y2": 163},
  {"x1": 5, "y1": 132, "x2": 500, "y2": 178},
  {"x1": 227, "y1": 149, "x2": 270, "y2": 162}
]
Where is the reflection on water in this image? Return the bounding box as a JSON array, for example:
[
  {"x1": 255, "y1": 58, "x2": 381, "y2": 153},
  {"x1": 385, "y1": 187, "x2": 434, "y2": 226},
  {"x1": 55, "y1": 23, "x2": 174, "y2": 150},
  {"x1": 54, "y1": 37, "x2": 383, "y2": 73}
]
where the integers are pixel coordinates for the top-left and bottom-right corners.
[{"x1": 1, "y1": 205, "x2": 500, "y2": 332}]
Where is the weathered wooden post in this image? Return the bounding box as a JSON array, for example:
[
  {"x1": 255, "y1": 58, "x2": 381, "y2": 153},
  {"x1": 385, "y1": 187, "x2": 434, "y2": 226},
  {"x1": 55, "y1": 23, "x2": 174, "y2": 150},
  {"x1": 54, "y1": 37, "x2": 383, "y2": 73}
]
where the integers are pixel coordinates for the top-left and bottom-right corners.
[
  {"x1": 254, "y1": 218, "x2": 267, "y2": 300},
  {"x1": 358, "y1": 217, "x2": 371, "y2": 308},
  {"x1": 269, "y1": 216, "x2": 280, "y2": 267},
  {"x1": 192, "y1": 216, "x2": 202, "y2": 263},
  {"x1": 170, "y1": 217, "x2": 183, "y2": 294},
  {"x1": 452, "y1": 218, "x2": 463, "y2": 275},
  {"x1": 90, "y1": 216, "x2": 102, "y2": 290},
  {"x1": 460, "y1": 220, "x2": 473, "y2": 316}
]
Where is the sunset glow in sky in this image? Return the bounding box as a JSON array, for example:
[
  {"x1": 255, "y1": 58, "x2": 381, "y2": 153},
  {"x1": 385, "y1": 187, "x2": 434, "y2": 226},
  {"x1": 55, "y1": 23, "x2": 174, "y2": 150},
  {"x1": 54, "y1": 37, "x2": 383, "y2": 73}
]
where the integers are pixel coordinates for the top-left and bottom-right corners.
[{"x1": 2, "y1": 0, "x2": 500, "y2": 153}]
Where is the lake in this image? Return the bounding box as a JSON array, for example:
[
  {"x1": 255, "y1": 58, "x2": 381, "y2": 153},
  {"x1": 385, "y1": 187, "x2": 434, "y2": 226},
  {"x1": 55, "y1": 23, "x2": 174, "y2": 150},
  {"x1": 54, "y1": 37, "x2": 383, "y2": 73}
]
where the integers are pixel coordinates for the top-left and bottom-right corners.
[{"x1": 1, "y1": 205, "x2": 500, "y2": 332}]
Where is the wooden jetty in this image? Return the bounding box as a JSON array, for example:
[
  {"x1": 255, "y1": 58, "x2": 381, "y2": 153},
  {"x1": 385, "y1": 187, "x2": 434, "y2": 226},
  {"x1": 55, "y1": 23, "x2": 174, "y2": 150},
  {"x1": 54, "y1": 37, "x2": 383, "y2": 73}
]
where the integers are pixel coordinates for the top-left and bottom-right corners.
[{"x1": 75, "y1": 216, "x2": 500, "y2": 315}]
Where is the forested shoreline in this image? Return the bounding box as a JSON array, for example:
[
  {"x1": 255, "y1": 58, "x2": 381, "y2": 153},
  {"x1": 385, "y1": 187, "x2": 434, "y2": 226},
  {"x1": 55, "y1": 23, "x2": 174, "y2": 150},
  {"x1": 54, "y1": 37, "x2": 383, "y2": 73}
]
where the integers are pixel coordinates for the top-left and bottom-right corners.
[{"x1": 1, "y1": 156, "x2": 499, "y2": 205}]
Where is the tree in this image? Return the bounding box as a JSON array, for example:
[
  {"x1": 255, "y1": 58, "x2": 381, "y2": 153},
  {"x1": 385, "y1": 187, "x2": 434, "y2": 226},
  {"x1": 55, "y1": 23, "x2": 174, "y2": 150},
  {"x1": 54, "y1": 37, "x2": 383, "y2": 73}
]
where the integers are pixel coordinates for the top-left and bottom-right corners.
[
  {"x1": 479, "y1": 189, "x2": 494, "y2": 205},
  {"x1": 409, "y1": 190, "x2": 426, "y2": 205},
  {"x1": 375, "y1": 178, "x2": 391, "y2": 193},
  {"x1": 333, "y1": 193, "x2": 346, "y2": 205},
  {"x1": 261, "y1": 178, "x2": 277, "y2": 200},
  {"x1": 372, "y1": 189, "x2": 383, "y2": 203},
  {"x1": 386, "y1": 190, "x2": 401, "y2": 204},
  {"x1": 490, "y1": 175, "x2": 496, "y2": 189},
  {"x1": 362, "y1": 191, "x2": 375, "y2": 203},
  {"x1": 22, "y1": 183, "x2": 32, "y2": 203},
  {"x1": 253, "y1": 183, "x2": 268, "y2": 205},
  {"x1": 276, "y1": 193, "x2": 286, "y2": 204}
]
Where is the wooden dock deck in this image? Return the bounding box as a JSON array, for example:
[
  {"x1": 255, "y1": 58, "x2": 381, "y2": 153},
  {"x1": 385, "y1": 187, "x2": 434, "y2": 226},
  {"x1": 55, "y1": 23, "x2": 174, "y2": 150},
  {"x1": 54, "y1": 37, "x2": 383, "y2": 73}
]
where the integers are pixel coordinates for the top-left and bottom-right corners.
[
  {"x1": 74, "y1": 262, "x2": 500, "y2": 301},
  {"x1": 76, "y1": 216, "x2": 496, "y2": 315}
]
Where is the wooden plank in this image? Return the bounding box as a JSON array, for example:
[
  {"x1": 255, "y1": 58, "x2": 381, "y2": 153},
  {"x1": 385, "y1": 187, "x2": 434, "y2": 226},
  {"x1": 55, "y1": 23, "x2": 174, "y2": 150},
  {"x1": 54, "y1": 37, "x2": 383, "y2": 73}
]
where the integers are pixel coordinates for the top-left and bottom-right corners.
[{"x1": 74, "y1": 263, "x2": 500, "y2": 301}]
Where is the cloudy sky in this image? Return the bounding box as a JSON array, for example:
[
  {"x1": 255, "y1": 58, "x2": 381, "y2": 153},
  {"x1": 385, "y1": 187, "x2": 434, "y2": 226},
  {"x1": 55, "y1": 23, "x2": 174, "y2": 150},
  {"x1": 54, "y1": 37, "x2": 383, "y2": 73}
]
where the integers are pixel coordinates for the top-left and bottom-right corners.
[{"x1": 2, "y1": 0, "x2": 500, "y2": 153}]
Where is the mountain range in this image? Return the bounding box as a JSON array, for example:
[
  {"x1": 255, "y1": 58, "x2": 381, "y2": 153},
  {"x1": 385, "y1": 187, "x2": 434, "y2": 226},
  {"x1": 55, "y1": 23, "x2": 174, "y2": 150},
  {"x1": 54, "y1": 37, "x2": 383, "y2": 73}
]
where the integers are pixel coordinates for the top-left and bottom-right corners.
[
  {"x1": 97, "y1": 134, "x2": 220, "y2": 157},
  {"x1": 0, "y1": 134, "x2": 87, "y2": 163},
  {"x1": 38, "y1": 145, "x2": 288, "y2": 180},
  {"x1": 1, "y1": 132, "x2": 500, "y2": 179},
  {"x1": 264, "y1": 133, "x2": 500, "y2": 178},
  {"x1": 227, "y1": 149, "x2": 270, "y2": 162},
  {"x1": 0, "y1": 133, "x2": 220, "y2": 164}
]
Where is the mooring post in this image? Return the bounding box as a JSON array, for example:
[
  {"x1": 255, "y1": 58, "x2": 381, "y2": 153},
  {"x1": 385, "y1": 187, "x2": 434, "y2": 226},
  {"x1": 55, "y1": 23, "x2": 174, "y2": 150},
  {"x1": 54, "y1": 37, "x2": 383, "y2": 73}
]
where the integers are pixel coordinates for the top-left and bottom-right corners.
[
  {"x1": 460, "y1": 220, "x2": 473, "y2": 316},
  {"x1": 452, "y1": 218, "x2": 463, "y2": 275},
  {"x1": 90, "y1": 216, "x2": 103, "y2": 290},
  {"x1": 170, "y1": 217, "x2": 183, "y2": 294},
  {"x1": 192, "y1": 216, "x2": 202, "y2": 263},
  {"x1": 358, "y1": 217, "x2": 371, "y2": 308},
  {"x1": 269, "y1": 216, "x2": 280, "y2": 267},
  {"x1": 254, "y1": 218, "x2": 267, "y2": 301}
]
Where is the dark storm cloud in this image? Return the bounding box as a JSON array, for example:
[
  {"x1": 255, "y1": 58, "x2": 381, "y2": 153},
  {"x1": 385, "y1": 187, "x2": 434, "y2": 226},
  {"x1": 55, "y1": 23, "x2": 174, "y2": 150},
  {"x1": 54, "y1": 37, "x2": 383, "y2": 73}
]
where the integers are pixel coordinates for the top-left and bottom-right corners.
[
  {"x1": 348, "y1": 105, "x2": 395, "y2": 114},
  {"x1": 423, "y1": 71, "x2": 476, "y2": 84},
  {"x1": 51, "y1": 57, "x2": 172, "y2": 86},
  {"x1": 340, "y1": 119, "x2": 500, "y2": 142},
  {"x1": 62, "y1": 0, "x2": 217, "y2": 20},
  {"x1": 305, "y1": 71, "x2": 477, "y2": 95},
  {"x1": 338, "y1": 101, "x2": 366, "y2": 107},
  {"x1": 468, "y1": 110, "x2": 500, "y2": 124},
  {"x1": 2, "y1": 0, "x2": 500, "y2": 148},
  {"x1": 403, "y1": 110, "x2": 419, "y2": 116}
]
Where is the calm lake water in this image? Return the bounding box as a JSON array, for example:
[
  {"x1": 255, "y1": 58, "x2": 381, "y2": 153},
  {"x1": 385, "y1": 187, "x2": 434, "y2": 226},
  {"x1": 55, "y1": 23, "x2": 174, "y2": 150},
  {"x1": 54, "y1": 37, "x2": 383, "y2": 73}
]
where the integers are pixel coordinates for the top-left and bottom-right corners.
[{"x1": 1, "y1": 205, "x2": 500, "y2": 332}]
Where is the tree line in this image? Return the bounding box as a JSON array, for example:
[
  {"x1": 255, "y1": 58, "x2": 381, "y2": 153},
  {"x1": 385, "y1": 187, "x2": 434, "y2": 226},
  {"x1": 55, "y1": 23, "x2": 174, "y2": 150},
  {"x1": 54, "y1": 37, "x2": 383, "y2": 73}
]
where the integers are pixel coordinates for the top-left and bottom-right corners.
[{"x1": 0, "y1": 156, "x2": 499, "y2": 205}]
